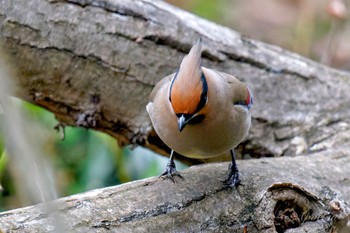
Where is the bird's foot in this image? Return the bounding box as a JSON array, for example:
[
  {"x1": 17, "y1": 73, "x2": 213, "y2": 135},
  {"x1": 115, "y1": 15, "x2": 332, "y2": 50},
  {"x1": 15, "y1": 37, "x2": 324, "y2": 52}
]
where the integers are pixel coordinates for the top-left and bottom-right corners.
[
  {"x1": 222, "y1": 164, "x2": 241, "y2": 188},
  {"x1": 159, "y1": 160, "x2": 183, "y2": 183}
]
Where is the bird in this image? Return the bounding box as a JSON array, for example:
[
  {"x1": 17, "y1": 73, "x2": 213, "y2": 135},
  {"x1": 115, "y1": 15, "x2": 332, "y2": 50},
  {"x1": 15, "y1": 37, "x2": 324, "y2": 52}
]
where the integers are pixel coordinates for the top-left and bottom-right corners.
[{"x1": 146, "y1": 39, "x2": 253, "y2": 187}]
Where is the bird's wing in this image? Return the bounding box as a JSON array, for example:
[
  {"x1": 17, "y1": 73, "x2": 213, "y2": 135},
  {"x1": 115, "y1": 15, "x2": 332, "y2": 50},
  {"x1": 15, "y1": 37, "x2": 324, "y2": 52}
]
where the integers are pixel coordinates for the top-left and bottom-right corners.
[
  {"x1": 217, "y1": 71, "x2": 253, "y2": 108},
  {"x1": 149, "y1": 73, "x2": 175, "y2": 102}
]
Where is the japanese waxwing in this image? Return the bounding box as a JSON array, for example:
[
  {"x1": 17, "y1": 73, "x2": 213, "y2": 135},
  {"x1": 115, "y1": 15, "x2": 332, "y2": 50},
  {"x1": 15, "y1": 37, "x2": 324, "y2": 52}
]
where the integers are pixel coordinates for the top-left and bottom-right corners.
[{"x1": 146, "y1": 39, "x2": 253, "y2": 187}]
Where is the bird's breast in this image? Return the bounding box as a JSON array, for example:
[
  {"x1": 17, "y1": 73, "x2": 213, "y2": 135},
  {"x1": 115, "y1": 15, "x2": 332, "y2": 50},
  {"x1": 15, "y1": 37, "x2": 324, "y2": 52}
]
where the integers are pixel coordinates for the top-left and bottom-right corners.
[
  {"x1": 147, "y1": 70, "x2": 251, "y2": 160},
  {"x1": 149, "y1": 97, "x2": 250, "y2": 159}
]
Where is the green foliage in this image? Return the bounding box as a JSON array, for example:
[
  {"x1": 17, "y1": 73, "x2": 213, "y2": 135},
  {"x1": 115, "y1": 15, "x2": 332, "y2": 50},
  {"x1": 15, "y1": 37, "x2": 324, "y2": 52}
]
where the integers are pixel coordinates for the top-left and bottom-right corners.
[
  {"x1": 0, "y1": 113, "x2": 4, "y2": 159},
  {"x1": 190, "y1": 0, "x2": 229, "y2": 24},
  {"x1": 0, "y1": 100, "x2": 182, "y2": 210}
]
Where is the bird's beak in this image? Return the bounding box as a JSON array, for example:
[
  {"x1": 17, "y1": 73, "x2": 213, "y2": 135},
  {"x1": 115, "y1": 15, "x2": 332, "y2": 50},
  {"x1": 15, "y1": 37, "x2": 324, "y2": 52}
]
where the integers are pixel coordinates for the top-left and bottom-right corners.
[
  {"x1": 178, "y1": 114, "x2": 186, "y2": 132},
  {"x1": 178, "y1": 114, "x2": 193, "y2": 132}
]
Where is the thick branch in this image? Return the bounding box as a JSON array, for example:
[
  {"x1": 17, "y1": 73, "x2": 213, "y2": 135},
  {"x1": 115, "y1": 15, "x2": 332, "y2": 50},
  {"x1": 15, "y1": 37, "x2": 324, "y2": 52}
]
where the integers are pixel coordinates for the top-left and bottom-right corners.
[
  {"x1": 0, "y1": 0, "x2": 350, "y2": 162},
  {"x1": 0, "y1": 153, "x2": 349, "y2": 232},
  {"x1": 0, "y1": 1, "x2": 350, "y2": 232}
]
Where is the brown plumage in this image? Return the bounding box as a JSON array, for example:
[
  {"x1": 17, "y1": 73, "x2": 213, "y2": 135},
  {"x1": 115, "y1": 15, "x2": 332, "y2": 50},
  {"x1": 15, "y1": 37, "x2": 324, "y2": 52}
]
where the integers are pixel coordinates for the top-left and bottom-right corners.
[
  {"x1": 170, "y1": 40, "x2": 204, "y2": 115},
  {"x1": 146, "y1": 39, "x2": 253, "y2": 187}
]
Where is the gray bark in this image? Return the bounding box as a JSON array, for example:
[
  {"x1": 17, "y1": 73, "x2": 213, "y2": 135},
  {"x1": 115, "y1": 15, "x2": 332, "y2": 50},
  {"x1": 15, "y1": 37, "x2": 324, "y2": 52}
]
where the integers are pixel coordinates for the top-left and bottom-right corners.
[
  {"x1": 1, "y1": 0, "x2": 349, "y2": 161},
  {"x1": 0, "y1": 0, "x2": 349, "y2": 232},
  {"x1": 0, "y1": 154, "x2": 349, "y2": 232}
]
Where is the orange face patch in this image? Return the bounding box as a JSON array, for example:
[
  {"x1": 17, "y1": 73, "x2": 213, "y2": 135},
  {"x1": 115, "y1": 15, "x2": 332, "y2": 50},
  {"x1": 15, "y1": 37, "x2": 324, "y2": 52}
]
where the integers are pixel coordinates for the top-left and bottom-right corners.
[
  {"x1": 170, "y1": 77, "x2": 203, "y2": 115},
  {"x1": 169, "y1": 40, "x2": 205, "y2": 115}
]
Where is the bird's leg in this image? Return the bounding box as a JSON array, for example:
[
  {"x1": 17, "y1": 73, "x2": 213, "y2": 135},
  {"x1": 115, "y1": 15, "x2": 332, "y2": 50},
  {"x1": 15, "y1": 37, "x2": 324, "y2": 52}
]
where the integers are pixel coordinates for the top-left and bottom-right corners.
[
  {"x1": 159, "y1": 150, "x2": 183, "y2": 182},
  {"x1": 223, "y1": 149, "x2": 241, "y2": 188}
]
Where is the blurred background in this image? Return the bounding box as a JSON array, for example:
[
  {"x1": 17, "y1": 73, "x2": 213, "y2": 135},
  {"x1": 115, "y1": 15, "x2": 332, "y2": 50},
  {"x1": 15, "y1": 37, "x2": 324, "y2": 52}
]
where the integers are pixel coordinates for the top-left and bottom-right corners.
[
  {"x1": 0, "y1": 0, "x2": 349, "y2": 211},
  {"x1": 169, "y1": 0, "x2": 350, "y2": 70}
]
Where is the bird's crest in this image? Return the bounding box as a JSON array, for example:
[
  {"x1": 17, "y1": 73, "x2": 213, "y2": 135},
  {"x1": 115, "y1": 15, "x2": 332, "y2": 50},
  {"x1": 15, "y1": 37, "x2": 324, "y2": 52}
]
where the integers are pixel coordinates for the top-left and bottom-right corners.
[{"x1": 169, "y1": 39, "x2": 206, "y2": 115}]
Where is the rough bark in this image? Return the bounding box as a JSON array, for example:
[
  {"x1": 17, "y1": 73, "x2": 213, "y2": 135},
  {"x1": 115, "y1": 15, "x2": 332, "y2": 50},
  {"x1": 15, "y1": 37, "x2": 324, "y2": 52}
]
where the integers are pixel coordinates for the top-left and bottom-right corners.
[
  {"x1": 0, "y1": 0, "x2": 350, "y2": 232},
  {"x1": 1, "y1": 0, "x2": 350, "y2": 161},
  {"x1": 0, "y1": 153, "x2": 349, "y2": 232}
]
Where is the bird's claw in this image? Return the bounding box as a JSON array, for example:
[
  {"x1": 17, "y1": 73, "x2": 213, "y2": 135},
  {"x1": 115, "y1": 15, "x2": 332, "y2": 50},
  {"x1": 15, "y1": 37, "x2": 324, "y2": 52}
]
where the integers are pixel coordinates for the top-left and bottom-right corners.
[
  {"x1": 222, "y1": 164, "x2": 241, "y2": 188},
  {"x1": 159, "y1": 162, "x2": 184, "y2": 183},
  {"x1": 222, "y1": 173, "x2": 241, "y2": 188}
]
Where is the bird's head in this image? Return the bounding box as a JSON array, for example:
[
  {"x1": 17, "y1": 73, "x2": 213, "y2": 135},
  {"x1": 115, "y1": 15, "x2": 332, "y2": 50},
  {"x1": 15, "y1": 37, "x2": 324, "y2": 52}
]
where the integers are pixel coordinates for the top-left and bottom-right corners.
[{"x1": 169, "y1": 39, "x2": 208, "y2": 132}]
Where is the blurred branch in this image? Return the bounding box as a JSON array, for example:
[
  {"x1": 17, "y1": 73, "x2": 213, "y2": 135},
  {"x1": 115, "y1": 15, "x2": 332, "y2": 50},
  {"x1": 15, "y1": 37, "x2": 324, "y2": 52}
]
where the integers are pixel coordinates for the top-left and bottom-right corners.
[
  {"x1": 322, "y1": 0, "x2": 349, "y2": 65},
  {"x1": 0, "y1": 46, "x2": 63, "y2": 230}
]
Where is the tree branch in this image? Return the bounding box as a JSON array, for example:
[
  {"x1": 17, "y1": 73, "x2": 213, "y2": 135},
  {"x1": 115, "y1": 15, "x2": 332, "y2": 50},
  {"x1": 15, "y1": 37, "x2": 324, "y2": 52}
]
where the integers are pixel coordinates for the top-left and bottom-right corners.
[
  {"x1": 1, "y1": 0, "x2": 350, "y2": 162},
  {"x1": 0, "y1": 0, "x2": 350, "y2": 232},
  {"x1": 0, "y1": 153, "x2": 349, "y2": 232}
]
